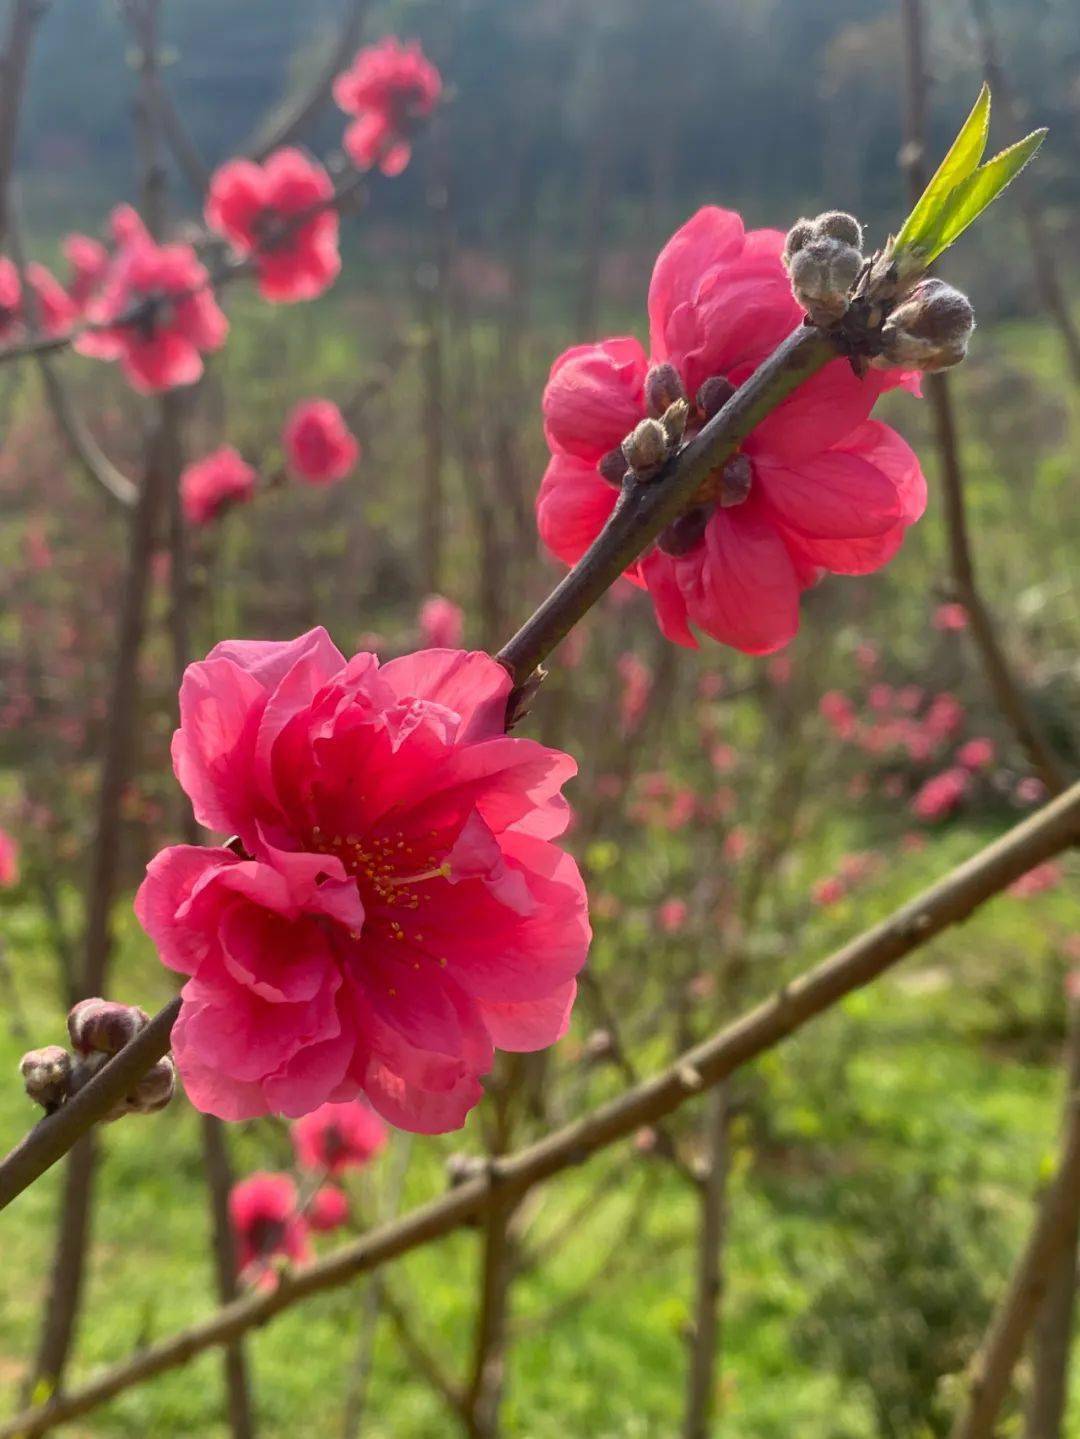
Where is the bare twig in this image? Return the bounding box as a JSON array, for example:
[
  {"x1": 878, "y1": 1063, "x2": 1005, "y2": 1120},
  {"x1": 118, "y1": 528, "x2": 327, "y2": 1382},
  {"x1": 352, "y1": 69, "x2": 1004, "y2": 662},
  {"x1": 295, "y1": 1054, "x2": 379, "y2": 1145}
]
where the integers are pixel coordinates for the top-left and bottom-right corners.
[
  {"x1": 683, "y1": 1085, "x2": 730, "y2": 1439},
  {"x1": 2, "y1": 784, "x2": 1079, "y2": 1432},
  {"x1": 0, "y1": 0, "x2": 44, "y2": 248},
  {"x1": 122, "y1": 0, "x2": 210, "y2": 195},
  {"x1": 949, "y1": 995, "x2": 1080, "y2": 1439},
  {"x1": 898, "y1": 0, "x2": 1069, "y2": 796},
  {"x1": 244, "y1": 0, "x2": 372, "y2": 162}
]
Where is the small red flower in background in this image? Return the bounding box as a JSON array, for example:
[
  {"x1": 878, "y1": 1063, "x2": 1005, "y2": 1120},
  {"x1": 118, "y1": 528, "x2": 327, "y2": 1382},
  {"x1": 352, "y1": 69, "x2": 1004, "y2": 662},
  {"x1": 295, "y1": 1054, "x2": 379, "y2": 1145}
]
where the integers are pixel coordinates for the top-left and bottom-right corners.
[
  {"x1": 333, "y1": 38, "x2": 441, "y2": 176},
  {"x1": 957, "y1": 737, "x2": 995, "y2": 770},
  {"x1": 283, "y1": 399, "x2": 359, "y2": 483},
  {"x1": 538, "y1": 207, "x2": 925, "y2": 654},
  {"x1": 911, "y1": 766, "x2": 969, "y2": 821},
  {"x1": 1007, "y1": 861, "x2": 1063, "y2": 899},
  {"x1": 657, "y1": 898, "x2": 687, "y2": 934},
  {"x1": 292, "y1": 1100, "x2": 387, "y2": 1175},
  {"x1": 62, "y1": 234, "x2": 109, "y2": 311},
  {"x1": 0, "y1": 827, "x2": 19, "y2": 887},
  {"x1": 229, "y1": 1172, "x2": 311, "y2": 1288},
  {"x1": 617, "y1": 652, "x2": 652, "y2": 735},
  {"x1": 934, "y1": 602, "x2": 968, "y2": 632},
  {"x1": 811, "y1": 876, "x2": 846, "y2": 908},
  {"x1": 418, "y1": 594, "x2": 463, "y2": 648},
  {"x1": 308, "y1": 1187, "x2": 349, "y2": 1232},
  {"x1": 180, "y1": 447, "x2": 257, "y2": 526},
  {"x1": 75, "y1": 232, "x2": 227, "y2": 393},
  {"x1": 0, "y1": 256, "x2": 77, "y2": 344},
  {"x1": 135, "y1": 630, "x2": 590, "y2": 1133},
  {"x1": 206, "y1": 149, "x2": 340, "y2": 304}
]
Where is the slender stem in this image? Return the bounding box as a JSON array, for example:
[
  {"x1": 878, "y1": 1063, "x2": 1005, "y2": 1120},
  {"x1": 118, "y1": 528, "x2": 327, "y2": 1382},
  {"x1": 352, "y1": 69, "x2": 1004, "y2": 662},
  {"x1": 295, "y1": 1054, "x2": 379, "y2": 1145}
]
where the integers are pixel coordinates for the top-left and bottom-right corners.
[
  {"x1": 898, "y1": 0, "x2": 1069, "y2": 795},
  {"x1": 496, "y1": 324, "x2": 836, "y2": 690},
  {"x1": 949, "y1": 996, "x2": 1080, "y2": 1439},
  {"x1": 682, "y1": 1085, "x2": 730, "y2": 1439},
  {"x1": 2, "y1": 783, "x2": 1078, "y2": 1431},
  {"x1": 0, "y1": 0, "x2": 44, "y2": 249}
]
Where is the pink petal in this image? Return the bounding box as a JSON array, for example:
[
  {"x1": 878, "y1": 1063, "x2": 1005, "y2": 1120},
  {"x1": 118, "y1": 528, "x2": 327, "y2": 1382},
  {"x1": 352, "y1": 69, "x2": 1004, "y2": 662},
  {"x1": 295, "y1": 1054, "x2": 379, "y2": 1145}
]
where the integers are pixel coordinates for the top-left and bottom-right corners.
[{"x1": 542, "y1": 338, "x2": 648, "y2": 462}]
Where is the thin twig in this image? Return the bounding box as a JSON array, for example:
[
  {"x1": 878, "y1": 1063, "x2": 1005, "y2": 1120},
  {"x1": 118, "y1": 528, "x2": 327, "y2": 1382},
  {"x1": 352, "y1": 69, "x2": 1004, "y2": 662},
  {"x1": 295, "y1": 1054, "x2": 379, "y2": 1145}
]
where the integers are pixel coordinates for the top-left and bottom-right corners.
[
  {"x1": 898, "y1": 0, "x2": 1069, "y2": 796},
  {"x1": 682, "y1": 1085, "x2": 730, "y2": 1439},
  {"x1": 0, "y1": 0, "x2": 44, "y2": 248},
  {"x1": 2, "y1": 783, "x2": 1078, "y2": 1432},
  {"x1": 949, "y1": 995, "x2": 1080, "y2": 1439}
]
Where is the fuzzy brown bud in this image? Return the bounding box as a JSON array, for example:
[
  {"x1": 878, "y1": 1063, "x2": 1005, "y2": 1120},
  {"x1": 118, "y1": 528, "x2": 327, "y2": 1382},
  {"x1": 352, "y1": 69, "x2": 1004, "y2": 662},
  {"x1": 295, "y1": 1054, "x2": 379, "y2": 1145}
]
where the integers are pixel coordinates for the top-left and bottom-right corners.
[
  {"x1": 783, "y1": 219, "x2": 815, "y2": 262},
  {"x1": 718, "y1": 454, "x2": 753, "y2": 508},
  {"x1": 127, "y1": 1056, "x2": 176, "y2": 1115},
  {"x1": 68, "y1": 998, "x2": 149, "y2": 1058},
  {"x1": 621, "y1": 417, "x2": 669, "y2": 478},
  {"x1": 813, "y1": 210, "x2": 863, "y2": 248},
  {"x1": 644, "y1": 362, "x2": 687, "y2": 418},
  {"x1": 696, "y1": 376, "x2": 736, "y2": 420},
  {"x1": 598, "y1": 447, "x2": 628, "y2": 488},
  {"x1": 20, "y1": 1046, "x2": 73, "y2": 1112},
  {"x1": 788, "y1": 237, "x2": 863, "y2": 325},
  {"x1": 659, "y1": 398, "x2": 689, "y2": 447},
  {"x1": 874, "y1": 278, "x2": 975, "y2": 372}
]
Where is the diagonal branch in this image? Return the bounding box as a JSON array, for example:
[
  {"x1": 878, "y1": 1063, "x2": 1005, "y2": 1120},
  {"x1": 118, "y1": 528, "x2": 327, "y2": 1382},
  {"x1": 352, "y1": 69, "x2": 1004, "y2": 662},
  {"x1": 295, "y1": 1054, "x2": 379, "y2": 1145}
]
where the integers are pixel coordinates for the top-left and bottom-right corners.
[{"x1": 1, "y1": 782, "x2": 1078, "y2": 1433}]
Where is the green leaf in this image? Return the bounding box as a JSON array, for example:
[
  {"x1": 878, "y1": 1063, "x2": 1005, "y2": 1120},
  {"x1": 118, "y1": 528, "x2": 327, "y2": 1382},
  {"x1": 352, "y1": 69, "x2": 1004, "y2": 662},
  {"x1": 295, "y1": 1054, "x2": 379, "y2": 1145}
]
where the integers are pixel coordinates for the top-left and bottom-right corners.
[
  {"x1": 895, "y1": 83, "x2": 991, "y2": 255},
  {"x1": 917, "y1": 128, "x2": 1047, "y2": 262}
]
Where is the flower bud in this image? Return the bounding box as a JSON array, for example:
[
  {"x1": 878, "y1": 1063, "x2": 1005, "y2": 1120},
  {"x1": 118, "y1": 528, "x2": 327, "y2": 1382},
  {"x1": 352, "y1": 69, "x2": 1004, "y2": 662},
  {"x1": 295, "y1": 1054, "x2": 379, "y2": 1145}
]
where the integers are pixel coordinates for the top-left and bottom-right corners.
[
  {"x1": 598, "y1": 448, "x2": 628, "y2": 488},
  {"x1": 20, "y1": 1046, "x2": 73, "y2": 1112},
  {"x1": 68, "y1": 997, "x2": 149, "y2": 1057},
  {"x1": 129, "y1": 1056, "x2": 176, "y2": 1114},
  {"x1": 644, "y1": 362, "x2": 687, "y2": 418},
  {"x1": 658, "y1": 505, "x2": 710, "y2": 557},
  {"x1": 718, "y1": 454, "x2": 753, "y2": 508},
  {"x1": 813, "y1": 210, "x2": 863, "y2": 249},
  {"x1": 621, "y1": 417, "x2": 669, "y2": 478},
  {"x1": 783, "y1": 219, "x2": 815, "y2": 263},
  {"x1": 696, "y1": 376, "x2": 736, "y2": 420},
  {"x1": 660, "y1": 398, "x2": 689, "y2": 447},
  {"x1": 875, "y1": 279, "x2": 975, "y2": 373}
]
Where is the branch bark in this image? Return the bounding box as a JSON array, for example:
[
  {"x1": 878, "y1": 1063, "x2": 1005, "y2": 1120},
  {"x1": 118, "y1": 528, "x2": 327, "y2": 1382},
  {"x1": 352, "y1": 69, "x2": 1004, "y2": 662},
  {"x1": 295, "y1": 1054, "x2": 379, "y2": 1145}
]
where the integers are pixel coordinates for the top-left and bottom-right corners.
[
  {"x1": 2, "y1": 781, "x2": 1078, "y2": 1433},
  {"x1": 682, "y1": 1085, "x2": 730, "y2": 1439},
  {"x1": 0, "y1": 0, "x2": 43, "y2": 248},
  {"x1": 898, "y1": 0, "x2": 1069, "y2": 796},
  {"x1": 949, "y1": 995, "x2": 1080, "y2": 1439}
]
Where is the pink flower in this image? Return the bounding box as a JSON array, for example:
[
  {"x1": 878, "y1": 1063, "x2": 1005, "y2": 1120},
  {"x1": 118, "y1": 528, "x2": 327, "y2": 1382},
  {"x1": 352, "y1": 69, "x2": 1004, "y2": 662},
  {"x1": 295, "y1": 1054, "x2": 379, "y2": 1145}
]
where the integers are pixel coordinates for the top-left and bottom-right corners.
[
  {"x1": 418, "y1": 595, "x2": 464, "y2": 649},
  {"x1": 308, "y1": 1186, "x2": 349, "y2": 1232},
  {"x1": 0, "y1": 256, "x2": 77, "y2": 344},
  {"x1": 76, "y1": 233, "x2": 227, "y2": 392},
  {"x1": 957, "y1": 737, "x2": 995, "y2": 771},
  {"x1": 206, "y1": 149, "x2": 340, "y2": 304},
  {"x1": 911, "y1": 767, "x2": 969, "y2": 821},
  {"x1": 180, "y1": 447, "x2": 257, "y2": 526},
  {"x1": 820, "y1": 690, "x2": 856, "y2": 740},
  {"x1": 229, "y1": 1172, "x2": 311, "y2": 1287},
  {"x1": 723, "y1": 827, "x2": 749, "y2": 862},
  {"x1": 537, "y1": 207, "x2": 925, "y2": 653},
  {"x1": 0, "y1": 827, "x2": 19, "y2": 887},
  {"x1": 811, "y1": 876, "x2": 845, "y2": 907},
  {"x1": 1015, "y1": 776, "x2": 1048, "y2": 807},
  {"x1": 62, "y1": 234, "x2": 109, "y2": 310},
  {"x1": 1007, "y1": 861, "x2": 1063, "y2": 899},
  {"x1": 135, "y1": 631, "x2": 590, "y2": 1133},
  {"x1": 617, "y1": 652, "x2": 652, "y2": 734},
  {"x1": 283, "y1": 399, "x2": 359, "y2": 484},
  {"x1": 934, "y1": 602, "x2": 968, "y2": 631},
  {"x1": 291, "y1": 1099, "x2": 387, "y2": 1174},
  {"x1": 710, "y1": 743, "x2": 736, "y2": 773},
  {"x1": 657, "y1": 898, "x2": 687, "y2": 934},
  {"x1": 333, "y1": 38, "x2": 442, "y2": 177}
]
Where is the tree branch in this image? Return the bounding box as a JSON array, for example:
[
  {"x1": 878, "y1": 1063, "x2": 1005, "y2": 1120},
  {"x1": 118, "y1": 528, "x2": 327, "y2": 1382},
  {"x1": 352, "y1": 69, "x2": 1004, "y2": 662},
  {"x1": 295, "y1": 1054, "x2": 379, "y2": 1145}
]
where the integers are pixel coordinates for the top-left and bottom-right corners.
[
  {"x1": 2, "y1": 782, "x2": 1078, "y2": 1432},
  {"x1": 898, "y1": 0, "x2": 1069, "y2": 796},
  {"x1": 0, "y1": 0, "x2": 44, "y2": 249}
]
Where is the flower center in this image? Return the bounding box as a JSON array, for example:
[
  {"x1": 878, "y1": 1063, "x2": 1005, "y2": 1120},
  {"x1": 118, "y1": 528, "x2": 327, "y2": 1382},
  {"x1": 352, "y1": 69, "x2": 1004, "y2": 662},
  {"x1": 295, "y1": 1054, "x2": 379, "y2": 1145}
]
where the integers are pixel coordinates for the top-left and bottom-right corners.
[{"x1": 249, "y1": 1216, "x2": 286, "y2": 1256}]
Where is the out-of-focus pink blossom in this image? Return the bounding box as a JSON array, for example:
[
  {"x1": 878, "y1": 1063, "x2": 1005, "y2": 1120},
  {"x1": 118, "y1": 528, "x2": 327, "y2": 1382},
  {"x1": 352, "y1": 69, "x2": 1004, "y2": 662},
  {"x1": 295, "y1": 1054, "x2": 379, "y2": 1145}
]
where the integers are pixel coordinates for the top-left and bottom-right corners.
[
  {"x1": 855, "y1": 642, "x2": 879, "y2": 673},
  {"x1": 63, "y1": 234, "x2": 109, "y2": 310},
  {"x1": 957, "y1": 737, "x2": 995, "y2": 771},
  {"x1": 283, "y1": 399, "x2": 359, "y2": 484},
  {"x1": 723, "y1": 827, "x2": 749, "y2": 862},
  {"x1": 657, "y1": 898, "x2": 688, "y2": 934},
  {"x1": 418, "y1": 594, "x2": 464, "y2": 649},
  {"x1": 617, "y1": 652, "x2": 652, "y2": 734},
  {"x1": 180, "y1": 447, "x2": 257, "y2": 526},
  {"x1": 0, "y1": 828, "x2": 19, "y2": 887},
  {"x1": 934, "y1": 602, "x2": 968, "y2": 631},
  {"x1": 308, "y1": 1186, "x2": 349, "y2": 1232},
  {"x1": 811, "y1": 876, "x2": 846, "y2": 907},
  {"x1": 912, "y1": 766, "x2": 969, "y2": 821},
  {"x1": 1015, "y1": 776, "x2": 1048, "y2": 807},
  {"x1": 820, "y1": 691, "x2": 856, "y2": 739},
  {"x1": 291, "y1": 1100, "x2": 386, "y2": 1175},
  {"x1": 229, "y1": 1172, "x2": 311, "y2": 1288},
  {"x1": 1007, "y1": 862, "x2": 1064, "y2": 899},
  {"x1": 333, "y1": 38, "x2": 442, "y2": 176}
]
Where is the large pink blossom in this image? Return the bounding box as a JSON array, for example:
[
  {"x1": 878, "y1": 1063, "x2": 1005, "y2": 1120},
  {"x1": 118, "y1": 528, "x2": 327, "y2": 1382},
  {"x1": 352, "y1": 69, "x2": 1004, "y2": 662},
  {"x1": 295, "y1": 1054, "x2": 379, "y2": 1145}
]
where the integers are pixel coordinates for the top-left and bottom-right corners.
[
  {"x1": 76, "y1": 232, "x2": 227, "y2": 393},
  {"x1": 537, "y1": 207, "x2": 926, "y2": 654},
  {"x1": 206, "y1": 149, "x2": 340, "y2": 304},
  {"x1": 135, "y1": 630, "x2": 589, "y2": 1132}
]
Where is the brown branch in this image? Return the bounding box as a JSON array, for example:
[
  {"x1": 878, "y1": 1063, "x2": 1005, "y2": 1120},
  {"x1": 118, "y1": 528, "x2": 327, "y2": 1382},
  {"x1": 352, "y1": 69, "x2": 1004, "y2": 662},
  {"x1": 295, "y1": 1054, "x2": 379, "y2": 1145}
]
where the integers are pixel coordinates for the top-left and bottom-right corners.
[
  {"x1": 898, "y1": 0, "x2": 1069, "y2": 796},
  {"x1": 949, "y1": 995, "x2": 1080, "y2": 1439},
  {"x1": 244, "y1": 0, "x2": 372, "y2": 163},
  {"x1": 0, "y1": 0, "x2": 44, "y2": 249},
  {"x1": 122, "y1": 0, "x2": 210, "y2": 196},
  {"x1": 682, "y1": 1085, "x2": 731, "y2": 1439},
  {"x1": 968, "y1": 0, "x2": 1080, "y2": 387},
  {"x1": 2, "y1": 783, "x2": 1078, "y2": 1433},
  {"x1": 496, "y1": 323, "x2": 837, "y2": 694}
]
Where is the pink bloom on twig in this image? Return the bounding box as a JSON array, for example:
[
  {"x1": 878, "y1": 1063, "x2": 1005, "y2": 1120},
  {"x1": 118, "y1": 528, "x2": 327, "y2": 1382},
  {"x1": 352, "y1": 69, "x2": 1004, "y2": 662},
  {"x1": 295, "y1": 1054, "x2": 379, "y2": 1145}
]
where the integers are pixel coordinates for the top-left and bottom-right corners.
[
  {"x1": 283, "y1": 399, "x2": 359, "y2": 484},
  {"x1": 537, "y1": 207, "x2": 925, "y2": 654},
  {"x1": 0, "y1": 827, "x2": 19, "y2": 887},
  {"x1": 333, "y1": 38, "x2": 442, "y2": 177},
  {"x1": 63, "y1": 234, "x2": 109, "y2": 310},
  {"x1": 291, "y1": 1099, "x2": 386, "y2": 1175},
  {"x1": 180, "y1": 447, "x2": 257, "y2": 526},
  {"x1": 657, "y1": 898, "x2": 687, "y2": 934},
  {"x1": 206, "y1": 149, "x2": 340, "y2": 304},
  {"x1": 76, "y1": 231, "x2": 227, "y2": 393},
  {"x1": 418, "y1": 595, "x2": 463, "y2": 649},
  {"x1": 135, "y1": 631, "x2": 590, "y2": 1133},
  {"x1": 957, "y1": 737, "x2": 995, "y2": 771},
  {"x1": 229, "y1": 1172, "x2": 311, "y2": 1288},
  {"x1": 308, "y1": 1186, "x2": 349, "y2": 1232}
]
